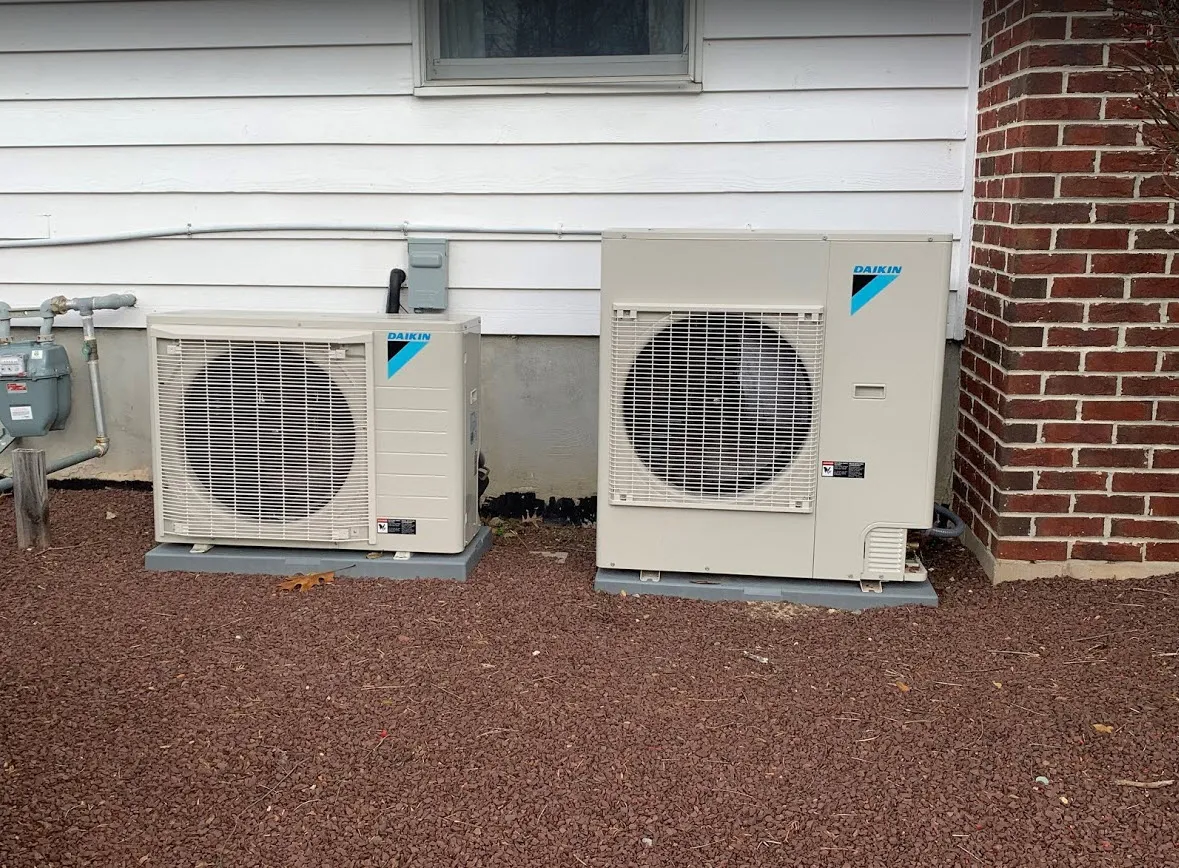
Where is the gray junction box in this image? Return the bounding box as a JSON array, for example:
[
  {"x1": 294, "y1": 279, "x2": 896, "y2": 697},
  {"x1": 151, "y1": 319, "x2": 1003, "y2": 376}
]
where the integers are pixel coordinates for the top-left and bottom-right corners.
[{"x1": 0, "y1": 341, "x2": 72, "y2": 438}]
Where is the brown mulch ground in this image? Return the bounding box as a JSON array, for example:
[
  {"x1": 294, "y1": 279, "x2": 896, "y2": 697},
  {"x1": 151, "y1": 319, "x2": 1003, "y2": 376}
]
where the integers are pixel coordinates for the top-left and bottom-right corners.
[{"x1": 1, "y1": 489, "x2": 1178, "y2": 868}]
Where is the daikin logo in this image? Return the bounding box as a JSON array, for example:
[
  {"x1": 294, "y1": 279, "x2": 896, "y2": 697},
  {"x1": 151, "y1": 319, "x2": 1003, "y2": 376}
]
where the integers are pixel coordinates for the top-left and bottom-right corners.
[
  {"x1": 386, "y1": 331, "x2": 431, "y2": 377},
  {"x1": 850, "y1": 265, "x2": 903, "y2": 315}
]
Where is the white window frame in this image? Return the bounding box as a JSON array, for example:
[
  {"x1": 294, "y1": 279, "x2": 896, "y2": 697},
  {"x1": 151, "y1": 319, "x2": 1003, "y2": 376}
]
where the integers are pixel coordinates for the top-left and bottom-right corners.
[{"x1": 411, "y1": 0, "x2": 703, "y2": 96}]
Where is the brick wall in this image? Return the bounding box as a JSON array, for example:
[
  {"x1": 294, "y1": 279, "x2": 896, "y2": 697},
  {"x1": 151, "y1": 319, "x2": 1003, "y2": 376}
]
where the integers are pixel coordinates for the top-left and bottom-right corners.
[{"x1": 954, "y1": 0, "x2": 1179, "y2": 580}]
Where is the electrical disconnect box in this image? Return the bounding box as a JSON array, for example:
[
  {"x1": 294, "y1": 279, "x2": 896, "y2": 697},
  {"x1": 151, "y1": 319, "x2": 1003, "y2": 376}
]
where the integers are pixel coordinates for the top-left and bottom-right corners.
[
  {"x1": 406, "y1": 237, "x2": 449, "y2": 312},
  {"x1": 0, "y1": 341, "x2": 72, "y2": 437}
]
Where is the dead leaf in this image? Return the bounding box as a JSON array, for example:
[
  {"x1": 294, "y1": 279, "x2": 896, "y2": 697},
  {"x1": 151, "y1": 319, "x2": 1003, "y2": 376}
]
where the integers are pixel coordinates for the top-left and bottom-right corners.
[
  {"x1": 895, "y1": 682, "x2": 912, "y2": 693},
  {"x1": 365, "y1": 552, "x2": 382, "y2": 560},
  {"x1": 105, "y1": 510, "x2": 117, "y2": 520},
  {"x1": 1093, "y1": 723, "x2": 1115, "y2": 734},
  {"x1": 397, "y1": 635, "x2": 412, "y2": 643},
  {"x1": 992, "y1": 681, "x2": 1003, "y2": 689},
  {"x1": 277, "y1": 571, "x2": 335, "y2": 593}
]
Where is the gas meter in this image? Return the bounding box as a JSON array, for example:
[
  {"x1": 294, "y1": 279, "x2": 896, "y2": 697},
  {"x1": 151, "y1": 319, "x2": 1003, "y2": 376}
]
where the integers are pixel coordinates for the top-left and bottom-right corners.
[{"x1": 0, "y1": 340, "x2": 72, "y2": 438}]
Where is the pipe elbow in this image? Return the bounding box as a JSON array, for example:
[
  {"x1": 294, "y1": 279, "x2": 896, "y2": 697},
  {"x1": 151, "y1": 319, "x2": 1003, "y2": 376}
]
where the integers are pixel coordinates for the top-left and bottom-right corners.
[{"x1": 94, "y1": 438, "x2": 110, "y2": 458}]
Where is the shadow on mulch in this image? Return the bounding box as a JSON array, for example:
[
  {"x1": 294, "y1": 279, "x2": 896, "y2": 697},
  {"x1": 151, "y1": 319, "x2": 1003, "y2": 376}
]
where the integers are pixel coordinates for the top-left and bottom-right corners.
[{"x1": 1, "y1": 489, "x2": 1177, "y2": 868}]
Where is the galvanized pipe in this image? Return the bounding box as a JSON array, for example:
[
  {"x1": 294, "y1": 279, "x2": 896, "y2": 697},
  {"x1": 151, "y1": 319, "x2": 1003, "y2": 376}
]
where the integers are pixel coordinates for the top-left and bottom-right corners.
[{"x1": 0, "y1": 294, "x2": 135, "y2": 493}]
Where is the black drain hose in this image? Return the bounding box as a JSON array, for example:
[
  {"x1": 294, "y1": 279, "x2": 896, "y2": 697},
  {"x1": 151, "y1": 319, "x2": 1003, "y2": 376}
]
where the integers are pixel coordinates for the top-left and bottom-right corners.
[{"x1": 926, "y1": 504, "x2": 965, "y2": 539}]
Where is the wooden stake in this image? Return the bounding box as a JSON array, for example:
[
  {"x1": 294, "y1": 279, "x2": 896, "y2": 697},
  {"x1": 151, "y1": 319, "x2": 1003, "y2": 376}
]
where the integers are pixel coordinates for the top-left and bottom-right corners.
[{"x1": 12, "y1": 448, "x2": 49, "y2": 552}]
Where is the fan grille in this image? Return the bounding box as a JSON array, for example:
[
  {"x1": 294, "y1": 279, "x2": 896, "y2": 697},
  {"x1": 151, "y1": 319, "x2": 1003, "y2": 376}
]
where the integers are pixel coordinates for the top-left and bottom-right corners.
[
  {"x1": 610, "y1": 307, "x2": 824, "y2": 512},
  {"x1": 155, "y1": 337, "x2": 371, "y2": 542}
]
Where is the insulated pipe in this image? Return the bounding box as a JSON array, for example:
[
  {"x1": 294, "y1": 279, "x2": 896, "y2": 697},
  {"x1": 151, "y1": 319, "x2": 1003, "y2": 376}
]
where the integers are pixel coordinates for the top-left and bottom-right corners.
[
  {"x1": 0, "y1": 294, "x2": 135, "y2": 493},
  {"x1": 0, "y1": 222, "x2": 604, "y2": 249},
  {"x1": 925, "y1": 504, "x2": 966, "y2": 540}
]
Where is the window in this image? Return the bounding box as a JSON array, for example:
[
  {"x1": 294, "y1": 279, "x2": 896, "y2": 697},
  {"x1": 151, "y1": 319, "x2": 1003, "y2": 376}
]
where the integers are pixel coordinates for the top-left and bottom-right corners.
[{"x1": 419, "y1": 0, "x2": 696, "y2": 87}]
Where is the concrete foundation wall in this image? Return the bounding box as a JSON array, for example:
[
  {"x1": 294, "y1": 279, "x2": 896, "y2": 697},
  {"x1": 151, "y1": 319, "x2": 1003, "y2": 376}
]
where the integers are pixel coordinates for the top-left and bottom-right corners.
[{"x1": 2, "y1": 328, "x2": 962, "y2": 507}]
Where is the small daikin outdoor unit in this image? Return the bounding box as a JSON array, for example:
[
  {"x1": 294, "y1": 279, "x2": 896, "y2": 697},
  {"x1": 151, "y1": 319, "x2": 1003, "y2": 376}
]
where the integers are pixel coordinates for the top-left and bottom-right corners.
[
  {"x1": 597, "y1": 230, "x2": 952, "y2": 588},
  {"x1": 147, "y1": 311, "x2": 481, "y2": 554}
]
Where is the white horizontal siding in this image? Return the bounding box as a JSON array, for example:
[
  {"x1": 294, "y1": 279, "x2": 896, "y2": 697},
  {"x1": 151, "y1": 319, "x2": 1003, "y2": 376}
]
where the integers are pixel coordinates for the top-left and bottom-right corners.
[
  {"x1": 0, "y1": 142, "x2": 966, "y2": 194},
  {"x1": 0, "y1": 0, "x2": 977, "y2": 337},
  {"x1": 0, "y1": 90, "x2": 968, "y2": 146}
]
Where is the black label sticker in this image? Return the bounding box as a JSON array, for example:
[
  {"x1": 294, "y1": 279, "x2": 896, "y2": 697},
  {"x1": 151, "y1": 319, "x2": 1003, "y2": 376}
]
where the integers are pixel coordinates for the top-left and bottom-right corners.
[
  {"x1": 377, "y1": 518, "x2": 418, "y2": 535},
  {"x1": 822, "y1": 461, "x2": 866, "y2": 479}
]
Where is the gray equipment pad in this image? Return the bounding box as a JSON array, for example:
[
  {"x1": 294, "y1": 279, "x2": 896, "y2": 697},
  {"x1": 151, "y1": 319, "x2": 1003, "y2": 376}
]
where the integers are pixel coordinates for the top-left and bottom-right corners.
[
  {"x1": 145, "y1": 526, "x2": 492, "y2": 581},
  {"x1": 594, "y1": 568, "x2": 938, "y2": 610}
]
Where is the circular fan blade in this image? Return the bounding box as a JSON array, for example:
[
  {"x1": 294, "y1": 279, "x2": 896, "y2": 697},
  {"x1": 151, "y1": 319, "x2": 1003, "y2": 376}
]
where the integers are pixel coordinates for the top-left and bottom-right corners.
[
  {"x1": 622, "y1": 312, "x2": 814, "y2": 496},
  {"x1": 182, "y1": 344, "x2": 357, "y2": 521}
]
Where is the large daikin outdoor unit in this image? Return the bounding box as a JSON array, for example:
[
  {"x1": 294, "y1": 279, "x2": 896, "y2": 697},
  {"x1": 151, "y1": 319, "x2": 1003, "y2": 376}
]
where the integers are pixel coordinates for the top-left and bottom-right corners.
[
  {"x1": 147, "y1": 311, "x2": 481, "y2": 554},
  {"x1": 596, "y1": 230, "x2": 952, "y2": 588}
]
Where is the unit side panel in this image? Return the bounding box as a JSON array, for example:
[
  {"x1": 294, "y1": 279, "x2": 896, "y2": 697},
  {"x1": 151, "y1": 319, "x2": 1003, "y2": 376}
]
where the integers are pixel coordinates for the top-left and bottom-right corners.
[
  {"x1": 812, "y1": 240, "x2": 952, "y2": 580},
  {"x1": 371, "y1": 327, "x2": 466, "y2": 553}
]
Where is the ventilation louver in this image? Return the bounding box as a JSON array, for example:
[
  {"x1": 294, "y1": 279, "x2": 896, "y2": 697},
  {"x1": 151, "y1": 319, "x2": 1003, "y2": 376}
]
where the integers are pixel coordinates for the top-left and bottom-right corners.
[
  {"x1": 155, "y1": 337, "x2": 371, "y2": 543},
  {"x1": 609, "y1": 307, "x2": 824, "y2": 512}
]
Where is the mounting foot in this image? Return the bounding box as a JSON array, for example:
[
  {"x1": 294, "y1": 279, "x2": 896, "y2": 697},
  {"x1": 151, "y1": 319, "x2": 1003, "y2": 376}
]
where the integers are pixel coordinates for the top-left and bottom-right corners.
[{"x1": 859, "y1": 580, "x2": 883, "y2": 594}]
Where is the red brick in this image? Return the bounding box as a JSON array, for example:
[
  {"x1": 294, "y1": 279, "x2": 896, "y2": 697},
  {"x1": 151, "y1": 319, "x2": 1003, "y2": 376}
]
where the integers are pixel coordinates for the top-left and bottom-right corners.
[
  {"x1": 1084, "y1": 351, "x2": 1159, "y2": 372},
  {"x1": 1038, "y1": 470, "x2": 1108, "y2": 490},
  {"x1": 1042, "y1": 422, "x2": 1113, "y2": 443},
  {"x1": 1077, "y1": 447, "x2": 1149, "y2": 468},
  {"x1": 1081, "y1": 400, "x2": 1154, "y2": 421},
  {"x1": 1140, "y1": 175, "x2": 1179, "y2": 197},
  {"x1": 1056, "y1": 228, "x2": 1130, "y2": 250},
  {"x1": 1026, "y1": 46, "x2": 1105, "y2": 69},
  {"x1": 1145, "y1": 542, "x2": 1179, "y2": 561},
  {"x1": 1169, "y1": 305, "x2": 1179, "y2": 323},
  {"x1": 1165, "y1": 353, "x2": 1179, "y2": 371},
  {"x1": 1096, "y1": 203, "x2": 1171, "y2": 224},
  {"x1": 1104, "y1": 97, "x2": 1150, "y2": 120},
  {"x1": 1118, "y1": 425, "x2": 1179, "y2": 445},
  {"x1": 1006, "y1": 124, "x2": 1061, "y2": 148},
  {"x1": 1006, "y1": 373, "x2": 1046, "y2": 394},
  {"x1": 1067, "y1": 70, "x2": 1135, "y2": 93},
  {"x1": 1151, "y1": 496, "x2": 1179, "y2": 516},
  {"x1": 1152, "y1": 449, "x2": 1179, "y2": 469},
  {"x1": 1002, "y1": 226, "x2": 1053, "y2": 250},
  {"x1": 996, "y1": 493, "x2": 1073, "y2": 514},
  {"x1": 1060, "y1": 175, "x2": 1135, "y2": 198},
  {"x1": 1009, "y1": 277, "x2": 1049, "y2": 299},
  {"x1": 1006, "y1": 175, "x2": 1058, "y2": 199},
  {"x1": 1126, "y1": 326, "x2": 1179, "y2": 347},
  {"x1": 1016, "y1": 150, "x2": 1097, "y2": 174},
  {"x1": 1049, "y1": 277, "x2": 1124, "y2": 299},
  {"x1": 994, "y1": 539, "x2": 1069, "y2": 561},
  {"x1": 1075, "y1": 493, "x2": 1146, "y2": 514},
  {"x1": 997, "y1": 446, "x2": 1074, "y2": 467},
  {"x1": 1130, "y1": 277, "x2": 1179, "y2": 298},
  {"x1": 1089, "y1": 303, "x2": 1161, "y2": 324},
  {"x1": 1135, "y1": 228, "x2": 1179, "y2": 249},
  {"x1": 1012, "y1": 202, "x2": 1090, "y2": 224},
  {"x1": 1068, "y1": 15, "x2": 1125, "y2": 40},
  {"x1": 1099, "y1": 151, "x2": 1167, "y2": 174},
  {"x1": 1044, "y1": 374, "x2": 1117, "y2": 395},
  {"x1": 1004, "y1": 398, "x2": 1078, "y2": 420},
  {"x1": 1012, "y1": 253, "x2": 1089, "y2": 275},
  {"x1": 1036, "y1": 516, "x2": 1105, "y2": 536},
  {"x1": 1122, "y1": 376, "x2": 1179, "y2": 397},
  {"x1": 1046, "y1": 327, "x2": 1119, "y2": 347},
  {"x1": 1072, "y1": 540, "x2": 1143, "y2": 561},
  {"x1": 1113, "y1": 472, "x2": 1179, "y2": 493},
  {"x1": 1061, "y1": 124, "x2": 1137, "y2": 147},
  {"x1": 1005, "y1": 301, "x2": 1085, "y2": 323},
  {"x1": 1091, "y1": 253, "x2": 1167, "y2": 274},
  {"x1": 1113, "y1": 519, "x2": 1179, "y2": 540},
  {"x1": 1159, "y1": 402, "x2": 1179, "y2": 421},
  {"x1": 1004, "y1": 349, "x2": 1081, "y2": 371}
]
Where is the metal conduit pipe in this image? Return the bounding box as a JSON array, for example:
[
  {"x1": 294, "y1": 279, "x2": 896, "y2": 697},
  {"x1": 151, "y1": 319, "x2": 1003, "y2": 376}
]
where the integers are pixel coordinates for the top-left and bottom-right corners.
[
  {"x1": 0, "y1": 222, "x2": 604, "y2": 249},
  {"x1": 0, "y1": 293, "x2": 136, "y2": 494}
]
